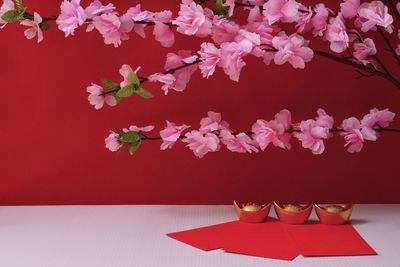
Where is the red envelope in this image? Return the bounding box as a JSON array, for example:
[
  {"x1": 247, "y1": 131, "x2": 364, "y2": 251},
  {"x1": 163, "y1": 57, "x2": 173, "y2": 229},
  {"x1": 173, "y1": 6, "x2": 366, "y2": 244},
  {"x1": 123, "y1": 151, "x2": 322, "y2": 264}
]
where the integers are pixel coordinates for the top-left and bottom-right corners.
[
  {"x1": 283, "y1": 221, "x2": 377, "y2": 257},
  {"x1": 167, "y1": 220, "x2": 377, "y2": 261},
  {"x1": 168, "y1": 219, "x2": 299, "y2": 260}
]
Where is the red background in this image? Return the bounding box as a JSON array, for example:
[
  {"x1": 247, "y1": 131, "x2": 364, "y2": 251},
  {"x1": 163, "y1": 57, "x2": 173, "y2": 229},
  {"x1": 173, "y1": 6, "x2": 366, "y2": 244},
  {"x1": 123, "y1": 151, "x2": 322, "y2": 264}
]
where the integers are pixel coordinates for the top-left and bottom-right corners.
[{"x1": 1, "y1": 1, "x2": 399, "y2": 205}]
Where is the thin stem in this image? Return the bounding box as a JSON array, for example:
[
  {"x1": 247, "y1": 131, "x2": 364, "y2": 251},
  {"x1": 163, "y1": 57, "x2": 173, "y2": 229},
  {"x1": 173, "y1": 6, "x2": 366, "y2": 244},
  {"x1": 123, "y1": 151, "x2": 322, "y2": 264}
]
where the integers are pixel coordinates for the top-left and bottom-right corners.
[
  {"x1": 313, "y1": 50, "x2": 400, "y2": 90},
  {"x1": 377, "y1": 27, "x2": 400, "y2": 67}
]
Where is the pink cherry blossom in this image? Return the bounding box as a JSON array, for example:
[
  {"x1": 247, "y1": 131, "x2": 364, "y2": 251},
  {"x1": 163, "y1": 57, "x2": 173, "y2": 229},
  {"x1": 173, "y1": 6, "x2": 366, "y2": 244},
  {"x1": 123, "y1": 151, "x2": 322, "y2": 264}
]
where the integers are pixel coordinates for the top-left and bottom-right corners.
[
  {"x1": 183, "y1": 130, "x2": 220, "y2": 158},
  {"x1": 160, "y1": 121, "x2": 190, "y2": 150},
  {"x1": 0, "y1": 0, "x2": 15, "y2": 28},
  {"x1": 92, "y1": 12, "x2": 133, "y2": 47},
  {"x1": 173, "y1": 1, "x2": 212, "y2": 37},
  {"x1": 252, "y1": 110, "x2": 292, "y2": 150},
  {"x1": 294, "y1": 109, "x2": 334, "y2": 155},
  {"x1": 244, "y1": 22, "x2": 278, "y2": 46},
  {"x1": 165, "y1": 50, "x2": 198, "y2": 92},
  {"x1": 312, "y1": 3, "x2": 330, "y2": 37},
  {"x1": 105, "y1": 131, "x2": 122, "y2": 152},
  {"x1": 234, "y1": 29, "x2": 261, "y2": 55},
  {"x1": 148, "y1": 73, "x2": 176, "y2": 95},
  {"x1": 56, "y1": 0, "x2": 86, "y2": 37},
  {"x1": 125, "y1": 4, "x2": 154, "y2": 38},
  {"x1": 153, "y1": 11, "x2": 175, "y2": 47},
  {"x1": 358, "y1": 1, "x2": 393, "y2": 33},
  {"x1": 295, "y1": 6, "x2": 312, "y2": 34},
  {"x1": 220, "y1": 130, "x2": 258, "y2": 153},
  {"x1": 87, "y1": 83, "x2": 117, "y2": 110},
  {"x1": 340, "y1": 0, "x2": 360, "y2": 19},
  {"x1": 341, "y1": 117, "x2": 377, "y2": 153},
  {"x1": 353, "y1": 38, "x2": 376, "y2": 65},
  {"x1": 85, "y1": 0, "x2": 115, "y2": 19},
  {"x1": 120, "y1": 64, "x2": 141, "y2": 88},
  {"x1": 361, "y1": 108, "x2": 396, "y2": 128},
  {"x1": 199, "y1": 111, "x2": 230, "y2": 134},
  {"x1": 198, "y1": 42, "x2": 221, "y2": 78},
  {"x1": 219, "y1": 42, "x2": 248, "y2": 81},
  {"x1": 128, "y1": 125, "x2": 155, "y2": 132},
  {"x1": 272, "y1": 32, "x2": 314, "y2": 69},
  {"x1": 223, "y1": 0, "x2": 236, "y2": 17},
  {"x1": 263, "y1": 0, "x2": 300, "y2": 25},
  {"x1": 20, "y1": 12, "x2": 43, "y2": 43},
  {"x1": 325, "y1": 14, "x2": 349, "y2": 53},
  {"x1": 211, "y1": 17, "x2": 240, "y2": 45}
]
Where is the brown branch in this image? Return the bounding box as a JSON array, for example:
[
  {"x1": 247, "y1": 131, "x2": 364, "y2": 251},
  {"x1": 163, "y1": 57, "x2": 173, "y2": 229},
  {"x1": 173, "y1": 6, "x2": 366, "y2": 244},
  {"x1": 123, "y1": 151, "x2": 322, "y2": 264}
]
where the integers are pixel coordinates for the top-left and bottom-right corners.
[{"x1": 376, "y1": 27, "x2": 400, "y2": 66}]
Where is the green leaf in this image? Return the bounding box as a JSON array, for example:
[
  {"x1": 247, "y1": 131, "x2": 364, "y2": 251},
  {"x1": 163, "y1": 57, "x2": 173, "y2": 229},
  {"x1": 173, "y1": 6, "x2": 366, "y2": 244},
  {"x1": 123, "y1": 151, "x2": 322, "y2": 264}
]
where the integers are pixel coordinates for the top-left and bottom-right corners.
[
  {"x1": 1, "y1": 10, "x2": 21, "y2": 23},
  {"x1": 135, "y1": 87, "x2": 154, "y2": 99},
  {"x1": 116, "y1": 85, "x2": 134, "y2": 98},
  {"x1": 127, "y1": 72, "x2": 140, "y2": 85},
  {"x1": 15, "y1": 0, "x2": 24, "y2": 12},
  {"x1": 129, "y1": 140, "x2": 142, "y2": 155},
  {"x1": 101, "y1": 79, "x2": 119, "y2": 90},
  {"x1": 213, "y1": 0, "x2": 229, "y2": 17},
  {"x1": 117, "y1": 142, "x2": 130, "y2": 155},
  {"x1": 40, "y1": 21, "x2": 50, "y2": 31},
  {"x1": 119, "y1": 131, "x2": 141, "y2": 143}
]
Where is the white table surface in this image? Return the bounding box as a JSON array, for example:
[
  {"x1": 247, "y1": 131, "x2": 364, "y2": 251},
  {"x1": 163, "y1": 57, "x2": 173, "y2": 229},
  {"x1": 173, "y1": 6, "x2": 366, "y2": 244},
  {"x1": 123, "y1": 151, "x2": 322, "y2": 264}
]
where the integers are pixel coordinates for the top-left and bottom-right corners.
[{"x1": 0, "y1": 204, "x2": 399, "y2": 267}]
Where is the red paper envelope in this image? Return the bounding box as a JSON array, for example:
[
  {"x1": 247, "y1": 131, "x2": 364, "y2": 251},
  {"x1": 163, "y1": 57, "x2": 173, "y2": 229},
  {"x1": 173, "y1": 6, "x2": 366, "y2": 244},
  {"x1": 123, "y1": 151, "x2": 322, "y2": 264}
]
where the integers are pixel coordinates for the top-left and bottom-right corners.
[
  {"x1": 168, "y1": 219, "x2": 299, "y2": 260},
  {"x1": 283, "y1": 221, "x2": 377, "y2": 257},
  {"x1": 167, "y1": 220, "x2": 377, "y2": 261}
]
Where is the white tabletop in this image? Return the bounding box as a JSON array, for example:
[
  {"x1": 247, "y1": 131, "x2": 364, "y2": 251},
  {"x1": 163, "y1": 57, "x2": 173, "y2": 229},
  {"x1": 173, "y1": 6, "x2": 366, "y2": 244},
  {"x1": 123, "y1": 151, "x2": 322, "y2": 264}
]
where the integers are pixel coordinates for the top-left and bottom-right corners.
[{"x1": 0, "y1": 204, "x2": 399, "y2": 267}]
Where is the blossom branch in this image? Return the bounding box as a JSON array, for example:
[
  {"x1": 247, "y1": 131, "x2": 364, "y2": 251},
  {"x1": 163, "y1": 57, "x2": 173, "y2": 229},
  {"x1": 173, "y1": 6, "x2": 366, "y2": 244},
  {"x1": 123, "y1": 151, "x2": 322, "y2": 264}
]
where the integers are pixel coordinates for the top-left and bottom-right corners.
[{"x1": 106, "y1": 109, "x2": 397, "y2": 157}]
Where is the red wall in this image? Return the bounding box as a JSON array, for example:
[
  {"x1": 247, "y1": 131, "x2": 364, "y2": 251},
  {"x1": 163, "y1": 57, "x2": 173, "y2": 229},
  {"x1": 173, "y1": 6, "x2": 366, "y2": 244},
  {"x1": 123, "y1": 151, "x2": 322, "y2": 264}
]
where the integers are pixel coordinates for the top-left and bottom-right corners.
[{"x1": 1, "y1": 1, "x2": 399, "y2": 205}]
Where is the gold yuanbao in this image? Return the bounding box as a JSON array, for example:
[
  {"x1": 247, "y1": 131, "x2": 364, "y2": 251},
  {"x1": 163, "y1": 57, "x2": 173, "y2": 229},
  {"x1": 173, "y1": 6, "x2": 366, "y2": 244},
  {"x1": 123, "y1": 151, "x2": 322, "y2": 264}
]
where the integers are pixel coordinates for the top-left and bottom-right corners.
[
  {"x1": 242, "y1": 203, "x2": 262, "y2": 212},
  {"x1": 283, "y1": 204, "x2": 304, "y2": 212},
  {"x1": 325, "y1": 205, "x2": 346, "y2": 213}
]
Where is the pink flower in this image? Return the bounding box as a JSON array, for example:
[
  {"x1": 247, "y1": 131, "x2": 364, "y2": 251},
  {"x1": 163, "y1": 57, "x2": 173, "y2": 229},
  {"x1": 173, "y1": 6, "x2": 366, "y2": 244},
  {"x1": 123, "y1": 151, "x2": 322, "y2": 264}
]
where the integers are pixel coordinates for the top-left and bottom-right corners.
[
  {"x1": 127, "y1": 125, "x2": 155, "y2": 132},
  {"x1": 244, "y1": 22, "x2": 278, "y2": 46},
  {"x1": 272, "y1": 32, "x2": 314, "y2": 69},
  {"x1": 153, "y1": 11, "x2": 175, "y2": 47},
  {"x1": 211, "y1": 17, "x2": 240, "y2": 45},
  {"x1": 219, "y1": 42, "x2": 248, "y2": 81},
  {"x1": 340, "y1": 0, "x2": 360, "y2": 19},
  {"x1": 92, "y1": 12, "x2": 133, "y2": 47},
  {"x1": 0, "y1": 0, "x2": 15, "y2": 28},
  {"x1": 105, "y1": 131, "x2": 122, "y2": 152},
  {"x1": 125, "y1": 4, "x2": 154, "y2": 38},
  {"x1": 353, "y1": 38, "x2": 376, "y2": 65},
  {"x1": 20, "y1": 12, "x2": 43, "y2": 43},
  {"x1": 120, "y1": 64, "x2": 141, "y2": 88},
  {"x1": 294, "y1": 109, "x2": 334, "y2": 155},
  {"x1": 198, "y1": 42, "x2": 221, "y2": 78},
  {"x1": 160, "y1": 121, "x2": 190, "y2": 150},
  {"x1": 341, "y1": 117, "x2": 376, "y2": 153},
  {"x1": 165, "y1": 50, "x2": 198, "y2": 92},
  {"x1": 263, "y1": 0, "x2": 300, "y2": 25},
  {"x1": 234, "y1": 29, "x2": 261, "y2": 55},
  {"x1": 295, "y1": 7, "x2": 313, "y2": 34},
  {"x1": 199, "y1": 111, "x2": 230, "y2": 134},
  {"x1": 87, "y1": 83, "x2": 117, "y2": 110},
  {"x1": 56, "y1": 0, "x2": 86, "y2": 37},
  {"x1": 361, "y1": 108, "x2": 395, "y2": 128},
  {"x1": 252, "y1": 110, "x2": 292, "y2": 150},
  {"x1": 358, "y1": 1, "x2": 393, "y2": 33},
  {"x1": 312, "y1": 3, "x2": 330, "y2": 37},
  {"x1": 183, "y1": 130, "x2": 220, "y2": 158},
  {"x1": 223, "y1": 0, "x2": 236, "y2": 17},
  {"x1": 85, "y1": 0, "x2": 115, "y2": 19},
  {"x1": 325, "y1": 14, "x2": 349, "y2": 53},
  {"x1": 173, "y1": 1, "x2": 212, "y2": 37},
  {"x1": 148, "y1": 73, "x2": 176, "y2": 95},
  {"x1": 220, "y1": 130, "x2": 258, "y2": 153}
]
